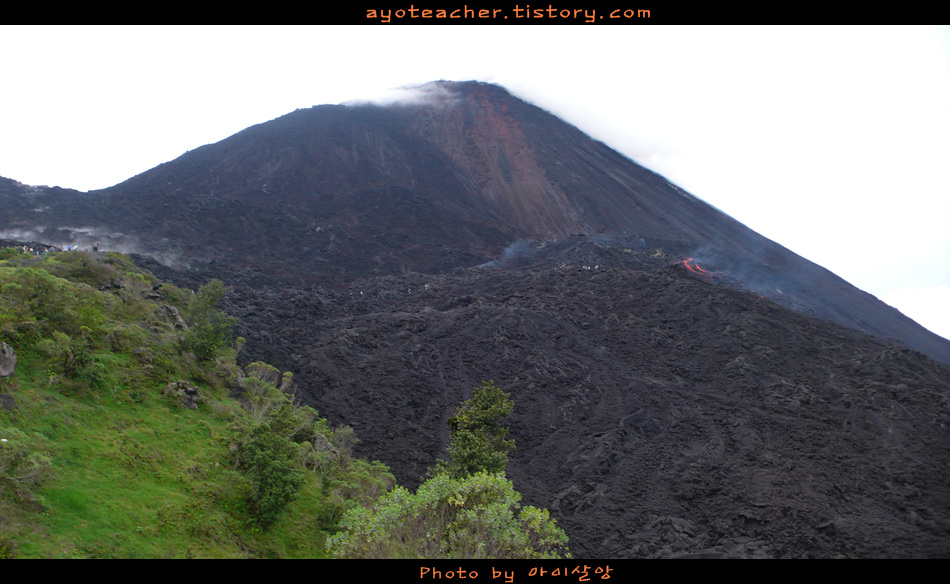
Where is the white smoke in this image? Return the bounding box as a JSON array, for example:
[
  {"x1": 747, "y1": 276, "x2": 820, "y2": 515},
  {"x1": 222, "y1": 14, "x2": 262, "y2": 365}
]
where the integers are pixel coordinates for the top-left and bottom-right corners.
[
  {"x1": 499, "y1": 239, "x2": 534, "y2": 264},
  {"x1": 0, "y1": 225, "x2": 191, "y2": 270},
  {"x1": 341, "y1": 81, "x2": 461, "y2": 109},
  {"x1": 0, "y1": 227, "x2": 45, "y2": 242}
]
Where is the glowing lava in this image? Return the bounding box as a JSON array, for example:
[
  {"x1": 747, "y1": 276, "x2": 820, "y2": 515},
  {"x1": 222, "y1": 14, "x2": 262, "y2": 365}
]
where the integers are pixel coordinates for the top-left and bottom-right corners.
[{"x1": 680, "y1": 257, "x2": 710, "y2": 275}]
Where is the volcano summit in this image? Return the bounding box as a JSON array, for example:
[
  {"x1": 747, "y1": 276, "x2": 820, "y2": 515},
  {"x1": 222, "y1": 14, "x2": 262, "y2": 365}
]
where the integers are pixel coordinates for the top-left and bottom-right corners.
[
  {"x1": 2, "y1": 80, "x2": 949, "y2": 557},
  {"x1": 3, "y1": 81, "x2": 947, "y2": 365}
]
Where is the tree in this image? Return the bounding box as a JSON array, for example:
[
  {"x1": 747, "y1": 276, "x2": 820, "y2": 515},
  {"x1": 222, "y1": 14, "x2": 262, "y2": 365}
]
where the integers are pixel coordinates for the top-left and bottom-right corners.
[
  {"x1": 327, "y1": 380, "x2": 569, "y2": 559},
  {"x1": 236, "y1": 397, "x2": 308, "y2": 527},
  {"x1": 442, "y1": 380, "x2": 515, "y2": 478},
  {"x1": 180, "y1": 280, "x2": 236, "y2": 362}
]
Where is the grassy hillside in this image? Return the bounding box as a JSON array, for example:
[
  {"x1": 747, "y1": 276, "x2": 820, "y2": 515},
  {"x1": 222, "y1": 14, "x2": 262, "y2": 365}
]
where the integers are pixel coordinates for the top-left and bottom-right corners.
[{"x1": 0, "y1": 248, "x2": 392, "y2": 558}]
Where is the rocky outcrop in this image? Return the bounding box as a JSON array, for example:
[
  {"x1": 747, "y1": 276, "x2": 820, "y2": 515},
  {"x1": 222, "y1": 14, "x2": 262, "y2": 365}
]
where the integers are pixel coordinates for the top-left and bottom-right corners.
[
  {"x1": 162, "y1": 380, "x2": 203, "y2": 410},
  {"x1": 0, "y1": 342, "x2": 15, "y2": 377}
]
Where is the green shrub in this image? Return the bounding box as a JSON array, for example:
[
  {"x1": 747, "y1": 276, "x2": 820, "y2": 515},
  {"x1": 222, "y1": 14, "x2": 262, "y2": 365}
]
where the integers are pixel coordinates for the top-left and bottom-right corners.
[
  {"x1": 0, "y1": 247, "x2": 30, "y2": 261},
  {"x1": 244, "y1": 362, "x2": 282, "y2": 386},
  {"x1": 235, "y1": 395, "x2": 314, "y2": 527},
  {"x1": 327, "y1": 471, "x2": 568, "y2": 559},
  {"x1": 237, "y1": 421, "x2": 307, "y2": 527},
  {"x1": 0, "y1": 426, "x2": 54, "y2": 506},
  {"x1": 179, "y1": 280, "x2": 236, "y2": 362},
  {"x1": 49, "y1": 250, "x2": 119, "y2": 288}
]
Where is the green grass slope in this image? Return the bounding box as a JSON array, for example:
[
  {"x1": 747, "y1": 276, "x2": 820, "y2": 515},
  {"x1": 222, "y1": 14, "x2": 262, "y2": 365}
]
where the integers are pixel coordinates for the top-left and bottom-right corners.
[{"x1": 0, "y1": 248, "x2": 392, "y2": 558}]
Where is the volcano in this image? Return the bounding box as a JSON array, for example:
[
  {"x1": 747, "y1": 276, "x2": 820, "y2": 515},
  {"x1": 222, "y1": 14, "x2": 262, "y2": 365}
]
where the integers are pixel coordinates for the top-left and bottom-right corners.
[{"x1": 2, "y1": 80, "x2": 948, "y2": 557}]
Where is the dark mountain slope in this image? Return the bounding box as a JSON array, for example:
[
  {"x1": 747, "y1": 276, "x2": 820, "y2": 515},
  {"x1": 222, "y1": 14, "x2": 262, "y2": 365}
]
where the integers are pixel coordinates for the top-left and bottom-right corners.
[{"x1": 215, "y1": 240, "x2": 950, "y2": 558}]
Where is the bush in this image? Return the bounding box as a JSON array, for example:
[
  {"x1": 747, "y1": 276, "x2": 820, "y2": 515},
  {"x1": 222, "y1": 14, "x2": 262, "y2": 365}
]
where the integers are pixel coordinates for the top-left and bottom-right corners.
[
  {"x1": 0, "y1": 427, "x2": 53, "y2": 506},
  {"x1": 0, "y1": 247, "x2": 30, "y2": 261},
  {"x1": 327, "y1": 471, "x2": 569, "y2": 559}
]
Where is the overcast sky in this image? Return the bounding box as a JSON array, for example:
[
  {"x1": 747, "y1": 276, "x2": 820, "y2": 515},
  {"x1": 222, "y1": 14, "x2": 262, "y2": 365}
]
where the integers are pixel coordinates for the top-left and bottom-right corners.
[{"x1": 1, "y1": 25, "x2": 948, "y2": 340}]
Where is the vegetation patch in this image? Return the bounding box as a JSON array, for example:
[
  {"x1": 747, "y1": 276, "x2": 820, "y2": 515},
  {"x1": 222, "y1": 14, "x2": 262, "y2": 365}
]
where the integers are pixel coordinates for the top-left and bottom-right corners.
[{"x1": 0, "y1": 247, "x2": 565, "y2": 558}]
